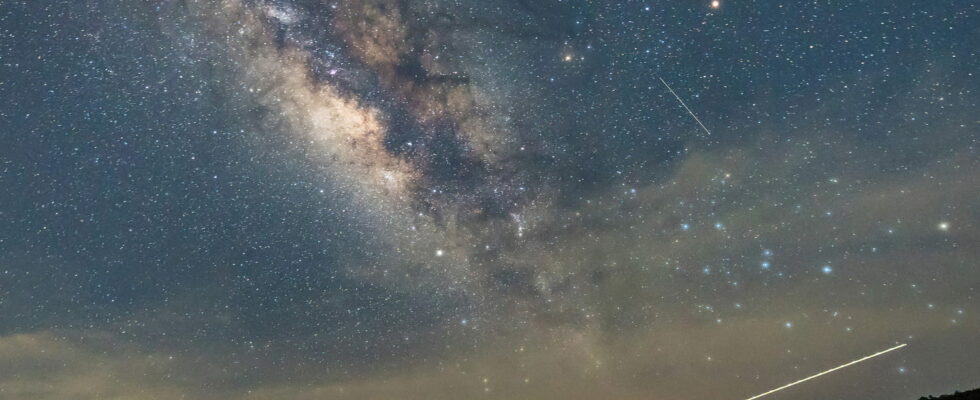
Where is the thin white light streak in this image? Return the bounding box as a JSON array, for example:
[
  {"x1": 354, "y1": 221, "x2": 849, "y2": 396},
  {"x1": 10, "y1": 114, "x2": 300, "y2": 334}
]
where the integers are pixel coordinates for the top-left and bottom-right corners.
[
  {"x1": 745, "y1": 343, "x2": 907, "y2": 400},
  {"x1": 659, "y1": 77, "x2": 713, "y2": 136}
]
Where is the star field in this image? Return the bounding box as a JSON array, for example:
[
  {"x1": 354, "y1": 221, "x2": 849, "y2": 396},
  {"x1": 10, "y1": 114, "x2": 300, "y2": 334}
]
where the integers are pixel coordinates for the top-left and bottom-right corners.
[{"x1": 0, "y1": 1, "x2": 978, "y2": 399}]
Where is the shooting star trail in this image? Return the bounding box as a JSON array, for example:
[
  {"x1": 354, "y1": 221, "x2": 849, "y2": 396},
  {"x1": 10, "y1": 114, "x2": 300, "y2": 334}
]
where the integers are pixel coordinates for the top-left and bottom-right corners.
[
  {"x1": 745, "y1": 343, "x2": 907, "y2": 400},
  {"x1": 659, "y1": 77, "x2": 713, "y2": 136}
]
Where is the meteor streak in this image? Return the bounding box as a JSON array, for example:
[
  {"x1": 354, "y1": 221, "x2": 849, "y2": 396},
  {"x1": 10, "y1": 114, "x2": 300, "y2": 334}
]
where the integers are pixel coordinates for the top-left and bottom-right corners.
[
  {"x1": 659, "y1": 77, "x2": 713, "y2": 137},
  {"x1": 744, "y1": 343, "x2": 907, "y2": 400}
]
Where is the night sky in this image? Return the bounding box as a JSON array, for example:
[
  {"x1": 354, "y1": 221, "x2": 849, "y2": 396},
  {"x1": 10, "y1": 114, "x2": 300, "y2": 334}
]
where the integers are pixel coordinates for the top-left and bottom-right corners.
[{"x1": 1, "y1": 1, "x2": 978, "y2": 399}]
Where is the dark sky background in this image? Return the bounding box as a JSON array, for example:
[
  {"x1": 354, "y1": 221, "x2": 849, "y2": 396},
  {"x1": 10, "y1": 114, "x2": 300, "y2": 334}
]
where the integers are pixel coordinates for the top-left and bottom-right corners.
[{"x1": 0, "y1": 1, "x2": 977, "y2": 399}]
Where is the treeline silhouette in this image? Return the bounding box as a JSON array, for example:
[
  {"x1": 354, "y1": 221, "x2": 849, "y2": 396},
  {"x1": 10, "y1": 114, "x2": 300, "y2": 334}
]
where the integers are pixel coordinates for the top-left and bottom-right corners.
[{"x1": 919, "y1": 388, "x2": 980, "y2": 400}]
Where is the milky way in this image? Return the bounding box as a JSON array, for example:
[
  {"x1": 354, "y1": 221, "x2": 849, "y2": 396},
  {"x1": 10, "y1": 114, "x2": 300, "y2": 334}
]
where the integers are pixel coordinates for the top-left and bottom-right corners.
[{"x1": 1, "y1": 1, "x2": 978, "y2": 399}]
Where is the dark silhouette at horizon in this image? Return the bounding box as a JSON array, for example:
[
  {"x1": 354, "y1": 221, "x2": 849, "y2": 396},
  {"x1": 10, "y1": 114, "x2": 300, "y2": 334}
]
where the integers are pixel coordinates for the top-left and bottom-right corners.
[{"x1": 919, "y1": 388, "x2": 980, "y2": 400}]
